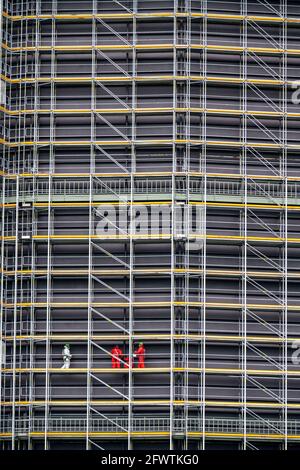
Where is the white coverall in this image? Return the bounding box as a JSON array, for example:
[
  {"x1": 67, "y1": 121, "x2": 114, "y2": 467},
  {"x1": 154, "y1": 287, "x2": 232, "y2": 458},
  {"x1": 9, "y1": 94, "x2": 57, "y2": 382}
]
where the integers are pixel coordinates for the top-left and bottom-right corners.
[{"x1": 61, "y1": 346, "x2": 72, "y2": 369}]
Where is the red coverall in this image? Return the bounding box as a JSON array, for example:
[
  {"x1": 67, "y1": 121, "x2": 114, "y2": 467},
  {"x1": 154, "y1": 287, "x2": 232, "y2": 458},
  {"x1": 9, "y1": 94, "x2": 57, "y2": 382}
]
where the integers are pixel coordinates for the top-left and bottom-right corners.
[
  {"x1": 134, "y1": 344, "x2": 145, "y2": 368},
  {"x1": 111, "y1": 346, "x2": 123, "y2": 368}
]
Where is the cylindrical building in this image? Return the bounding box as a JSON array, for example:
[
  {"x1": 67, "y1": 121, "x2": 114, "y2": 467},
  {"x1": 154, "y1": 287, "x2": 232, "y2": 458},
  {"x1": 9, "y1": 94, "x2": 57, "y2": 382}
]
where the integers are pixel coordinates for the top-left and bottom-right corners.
[{"x1": 1, "y1": 0, "x2": 300, "y2": 451}]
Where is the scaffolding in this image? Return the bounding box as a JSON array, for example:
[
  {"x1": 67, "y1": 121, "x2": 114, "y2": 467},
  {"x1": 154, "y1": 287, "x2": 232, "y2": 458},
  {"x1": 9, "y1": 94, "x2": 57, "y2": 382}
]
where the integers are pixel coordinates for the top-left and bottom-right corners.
[{"x1": 1, "y1": 0, "x2": 300, "y2": 451}]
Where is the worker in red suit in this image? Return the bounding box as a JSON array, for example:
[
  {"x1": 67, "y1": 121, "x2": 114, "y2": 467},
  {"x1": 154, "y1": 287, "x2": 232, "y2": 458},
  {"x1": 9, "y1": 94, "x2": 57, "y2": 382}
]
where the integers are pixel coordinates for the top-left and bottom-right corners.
[
  {"x1": 111, "y1": 345, "x2": 123, "y2": 368},
  {"x1": 134, "y1": 342, "x2": 146, "y2": 368}
]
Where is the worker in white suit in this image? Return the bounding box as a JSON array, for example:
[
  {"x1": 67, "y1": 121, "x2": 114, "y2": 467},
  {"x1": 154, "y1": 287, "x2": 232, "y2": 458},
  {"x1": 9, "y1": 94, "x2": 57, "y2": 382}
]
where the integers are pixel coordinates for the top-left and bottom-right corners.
[{"x1": 61, "y1": 343, "x2": 72, "y2": 369}]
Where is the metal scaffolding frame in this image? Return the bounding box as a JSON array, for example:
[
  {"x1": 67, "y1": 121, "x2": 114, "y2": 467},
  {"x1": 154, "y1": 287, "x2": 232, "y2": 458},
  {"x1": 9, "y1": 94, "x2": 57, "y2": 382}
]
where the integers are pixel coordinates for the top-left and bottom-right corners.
[{"x1": 1, "y1": 0, "x2": 300, "y2": 451}]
